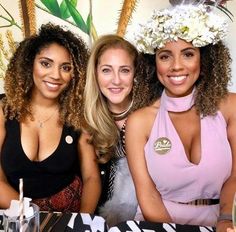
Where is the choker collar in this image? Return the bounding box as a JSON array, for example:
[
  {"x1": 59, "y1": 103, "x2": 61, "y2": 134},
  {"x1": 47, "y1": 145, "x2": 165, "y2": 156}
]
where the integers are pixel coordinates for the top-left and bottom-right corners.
[
  {"x1": 110, "y1": 100, "x2": 134, "y2": 121},
  {"x1": 162, "y1": 89, "x2": 195, "y2": 112}
]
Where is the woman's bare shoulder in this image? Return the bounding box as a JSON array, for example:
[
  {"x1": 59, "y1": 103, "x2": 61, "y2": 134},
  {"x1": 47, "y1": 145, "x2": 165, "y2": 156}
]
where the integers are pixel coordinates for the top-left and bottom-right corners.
[
  {"x1": 220, "y1": 92, "x2": 236, "y2": 104},
  {"x1": 0, "y1": 101, "x2": 4, "y2": 120},
  {"x1": 0, "y1": 101, "x2": 6, "y2": 141},
  {"x1": 127, "y1": 99, "x2": 160, "y2": 128},
  {"x1": 219, "y1": 92, "x2": 236, "y2": 116}
]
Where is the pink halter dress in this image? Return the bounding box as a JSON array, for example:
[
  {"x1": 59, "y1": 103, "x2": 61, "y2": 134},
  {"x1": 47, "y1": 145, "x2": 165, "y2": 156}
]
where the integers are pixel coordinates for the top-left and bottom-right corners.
[{"x1": 135, "y1": 89, "x2": 232, "y2": 226}]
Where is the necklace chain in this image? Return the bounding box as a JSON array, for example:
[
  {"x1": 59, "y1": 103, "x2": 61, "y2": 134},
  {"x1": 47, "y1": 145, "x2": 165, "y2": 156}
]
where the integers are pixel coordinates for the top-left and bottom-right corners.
[
  {"x1": 37, "y1": 108, "x2": 57, "y2": 128},
  {"x1": 110, "y1": 100, "x2": 134, "y2": 121}
]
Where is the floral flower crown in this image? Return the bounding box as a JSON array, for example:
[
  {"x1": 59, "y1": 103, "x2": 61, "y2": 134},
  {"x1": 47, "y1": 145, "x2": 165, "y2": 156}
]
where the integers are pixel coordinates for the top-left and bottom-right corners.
[{"x1": 133, "y1": 4, "x2": 229, "y2": 54}]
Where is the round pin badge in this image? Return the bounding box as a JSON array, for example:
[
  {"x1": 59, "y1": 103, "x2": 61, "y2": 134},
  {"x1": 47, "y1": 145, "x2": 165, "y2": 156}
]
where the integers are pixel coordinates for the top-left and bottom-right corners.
[
  {"x1": 154, "y1": 137, "x2": 172, "y2": 154},
  {"x1": 65, "y1": 135, "x2": 73, "y2": 144}
]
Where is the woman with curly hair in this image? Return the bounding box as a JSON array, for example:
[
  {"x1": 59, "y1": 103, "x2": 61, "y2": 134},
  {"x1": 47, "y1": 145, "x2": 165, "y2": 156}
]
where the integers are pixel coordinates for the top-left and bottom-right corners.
[
  {"x1": 83, "y1": 34, "x2": 162, "y2": 226},
  {"x1": 0, "y1": 23, "x2": 101, "y2": 213},
  {"x1": 126, "y1": 3, "x2": 236, "y2": 232}
]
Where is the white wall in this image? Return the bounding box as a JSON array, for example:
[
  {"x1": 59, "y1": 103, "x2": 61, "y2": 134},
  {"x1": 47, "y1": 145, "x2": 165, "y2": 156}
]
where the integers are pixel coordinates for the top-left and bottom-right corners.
[{"x1": 225, "y1": 1, "x2": 236, "y2": 92}]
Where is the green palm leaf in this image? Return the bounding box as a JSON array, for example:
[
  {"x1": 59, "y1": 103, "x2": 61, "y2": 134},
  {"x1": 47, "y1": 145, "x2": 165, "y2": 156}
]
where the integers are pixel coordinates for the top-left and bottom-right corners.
[
  {"x1": 60, "y1": 0, "x2": 77, "y2": 20},
  {"x1": 86, "y1": 13, "x2": 92, "y2": 33},
  {"x1": 65, "y1": 0, "x2": 88, "y2": 34},
  {"x1": 40, "y1": 0, "x2": 61, "y2": 17}
]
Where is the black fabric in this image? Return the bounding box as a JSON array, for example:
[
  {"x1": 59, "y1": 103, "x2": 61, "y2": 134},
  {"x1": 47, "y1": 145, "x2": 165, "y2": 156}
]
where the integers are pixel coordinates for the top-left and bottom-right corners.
[
  {"x1": 1, "y1": 118, "x2": 80, "y2": 198},
  {"x1": 0, "y1": 93, "x2": 5, "y2": 99},
  {"x1": 0, "y1": 214, "x2": 3, "y2": 230},
  {"x1": 50, "y1": 213, "x2": 72, "y2": 232},
  {"x1": 97, "y1": 123, "x2": 126, "y2": 210},
  {"x1": 40, "y1": 213, "x2": 60, "y2": 232},
  {"x1": 110, "y1": 220, "x2": 216, "y2": 232},
  {"x1": 96, "y1": 160, "x2": 112, "y2": 210}
]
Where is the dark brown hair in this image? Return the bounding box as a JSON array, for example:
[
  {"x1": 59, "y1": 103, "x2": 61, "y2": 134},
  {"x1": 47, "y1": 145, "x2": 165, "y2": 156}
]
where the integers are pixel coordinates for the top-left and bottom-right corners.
[
  {"x1": 2, "y1": 23, "x2": 90, "y2": 130},
  {"x1": 195, "y1": 41, "x2": 232, "y2": 116},
  {"x1": 142, "y1": 41, "x2": 231, "y2": 116}
]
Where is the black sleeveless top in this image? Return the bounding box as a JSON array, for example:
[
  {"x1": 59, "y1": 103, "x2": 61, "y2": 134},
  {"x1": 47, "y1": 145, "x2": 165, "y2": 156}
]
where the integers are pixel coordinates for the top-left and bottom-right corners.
[
  {"x1": 1, "y1": 118, "x2": 80, "y2": 198},
  {"x1": 98, "y1": 123, "x2": 126, "y2": 206}
]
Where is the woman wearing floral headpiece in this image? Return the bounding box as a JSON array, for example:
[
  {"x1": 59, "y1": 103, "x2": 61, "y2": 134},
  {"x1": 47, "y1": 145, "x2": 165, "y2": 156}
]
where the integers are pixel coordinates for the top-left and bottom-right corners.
[{"x1": 126, "y1": 3, "x2": 236, "y2": 231}]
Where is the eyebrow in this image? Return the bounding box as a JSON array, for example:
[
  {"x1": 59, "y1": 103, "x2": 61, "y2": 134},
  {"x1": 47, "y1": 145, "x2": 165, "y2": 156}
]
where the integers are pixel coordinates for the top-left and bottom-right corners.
[
  {"x1": 157, "y1": 47, "x2": 197, "y2": 54},
  {"x1": 99, "y1": 64, "x2": 132, "y2": 68},
  {"x1": 181, "y1": 47, "x2": 197, "y2": 52},
  {"x1": 38, "y1": 57, "x2": 71, "y2": 65}
]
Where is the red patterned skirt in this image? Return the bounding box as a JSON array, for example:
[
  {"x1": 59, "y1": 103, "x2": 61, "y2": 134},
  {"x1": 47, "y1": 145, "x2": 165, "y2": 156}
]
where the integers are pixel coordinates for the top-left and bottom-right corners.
[{"x1": 32, "y1": 176, "x2": 82, "y2": 213}]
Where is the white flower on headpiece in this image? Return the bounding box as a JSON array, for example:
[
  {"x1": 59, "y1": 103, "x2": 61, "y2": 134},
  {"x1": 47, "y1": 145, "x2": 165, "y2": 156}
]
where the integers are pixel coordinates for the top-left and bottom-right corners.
[{"x1": 133, "y1": 4, "x2": 228, "y2": 54}]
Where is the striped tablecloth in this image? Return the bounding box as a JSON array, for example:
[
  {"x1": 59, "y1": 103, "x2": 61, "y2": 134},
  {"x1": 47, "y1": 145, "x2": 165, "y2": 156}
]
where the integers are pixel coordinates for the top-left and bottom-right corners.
[{"x1": 0, "y1": 210, "x2": 216, "y2": 231}]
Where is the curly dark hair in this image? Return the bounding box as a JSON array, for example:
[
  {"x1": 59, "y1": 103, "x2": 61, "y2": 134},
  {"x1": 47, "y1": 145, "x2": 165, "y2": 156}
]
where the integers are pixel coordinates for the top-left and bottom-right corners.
[
  {"x1": 133, "y1": 53, "x2": 163, "y2": 111},
  {"x1": 2, "y1": 23, "x2": 90, "y2": 130},
  {"x1": 195, "y1": 41, "x2": 232, "y2": 116},
  {"x1": 140, "y1": 41, "x2": 231, "y2": 116}
]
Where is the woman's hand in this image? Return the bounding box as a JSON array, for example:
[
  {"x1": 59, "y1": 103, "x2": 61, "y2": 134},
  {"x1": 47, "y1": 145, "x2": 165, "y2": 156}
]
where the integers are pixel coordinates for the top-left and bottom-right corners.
[
  {"x1": 216, "y1": 220, "x2": 233, "y2": 232},
  {"x1": 226, "y1": 229, "x2": 234, "y2": 232}
]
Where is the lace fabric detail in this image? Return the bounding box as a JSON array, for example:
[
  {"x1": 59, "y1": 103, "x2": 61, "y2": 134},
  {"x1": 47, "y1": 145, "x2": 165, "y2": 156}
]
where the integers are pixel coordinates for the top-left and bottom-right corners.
[{"x1": 32, "y1": 176, "x2": 82, "y2": 212}]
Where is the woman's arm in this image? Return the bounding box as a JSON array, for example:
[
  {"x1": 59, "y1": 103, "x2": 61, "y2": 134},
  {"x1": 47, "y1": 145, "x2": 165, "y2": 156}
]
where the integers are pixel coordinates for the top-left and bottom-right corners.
[
  {"x1": 78, "y1": 130, "x2": 101, "y2": 213},
  {"x1": 126, "y1": 106, "x2": 171, "y2": 223},
  {"x1": 0, "y1": 104, "x2": 19, "y2": 208},
  {"x1": 217, "y1": 93, "x2": 236, "y2": 232}
]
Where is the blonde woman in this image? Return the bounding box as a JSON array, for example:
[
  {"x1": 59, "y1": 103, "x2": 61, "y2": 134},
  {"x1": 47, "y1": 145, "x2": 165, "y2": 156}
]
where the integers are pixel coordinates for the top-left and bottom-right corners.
[{"x1": 84, "y1": 34, "x2": 162, "y2": 226}]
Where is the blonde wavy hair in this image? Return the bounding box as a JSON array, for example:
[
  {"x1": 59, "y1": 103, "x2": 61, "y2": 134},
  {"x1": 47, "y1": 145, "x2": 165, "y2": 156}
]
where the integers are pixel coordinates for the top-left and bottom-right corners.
[
  {"x1": 2, "y1": 23, "x2": 89, "y2": 130},
  {"x1": 84, "y1": 34, "x2": 162, "y2": 162}
]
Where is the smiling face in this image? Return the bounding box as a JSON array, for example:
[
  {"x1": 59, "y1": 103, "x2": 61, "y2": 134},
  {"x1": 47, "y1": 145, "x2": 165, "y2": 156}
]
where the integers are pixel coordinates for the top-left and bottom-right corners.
[
  {"x1": 32, "y1": 42, "x2": 73, "y2": 101},
  {"x1": 96, "y1": 48, "x2": 135, "y2": 112},
  {"x1": 156, "y1": 39, "x2": 200, "y2": 97}
]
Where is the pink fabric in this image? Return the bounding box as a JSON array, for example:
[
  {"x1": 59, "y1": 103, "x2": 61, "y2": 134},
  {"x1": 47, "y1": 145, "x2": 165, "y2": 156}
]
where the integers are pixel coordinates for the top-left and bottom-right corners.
[{"x1": 136, "y1": 90, "x2": 232, "y2": 226}]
